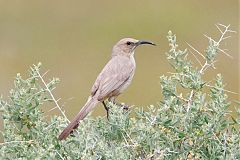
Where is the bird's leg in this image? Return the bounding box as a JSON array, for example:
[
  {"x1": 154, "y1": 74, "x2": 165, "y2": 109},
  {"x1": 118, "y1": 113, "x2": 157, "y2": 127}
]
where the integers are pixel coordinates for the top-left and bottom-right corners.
[{"x1": 102, "y1": 101, "x2": 109, "y2": 120}]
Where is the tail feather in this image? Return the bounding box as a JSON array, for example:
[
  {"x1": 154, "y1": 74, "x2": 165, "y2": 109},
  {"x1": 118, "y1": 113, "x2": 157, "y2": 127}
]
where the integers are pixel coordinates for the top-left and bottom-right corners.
[{"x1": 58, "y1": 97, "x2": 98, "y2": 140}]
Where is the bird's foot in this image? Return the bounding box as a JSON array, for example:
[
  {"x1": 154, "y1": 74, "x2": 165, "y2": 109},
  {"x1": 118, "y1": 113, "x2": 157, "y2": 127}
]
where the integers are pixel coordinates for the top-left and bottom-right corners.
[
  {"x1": 112, "y1": 102, "x2": 129, "y2": 111},
  {"x1": 121, "y1": 103, "x2": 129, "y2": 111},
  {"x1": 103, "y1": 101, "x2": 130, "y2": 120},
  {"x1": 102, "y1": 101, "x2": 110, "y2": 120}
]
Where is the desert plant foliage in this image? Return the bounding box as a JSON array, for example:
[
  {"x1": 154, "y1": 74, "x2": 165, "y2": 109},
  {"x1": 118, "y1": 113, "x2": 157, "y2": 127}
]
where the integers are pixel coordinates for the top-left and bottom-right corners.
[{"x1": 0, "y1": 24, "x2": 239, "y2": 159}]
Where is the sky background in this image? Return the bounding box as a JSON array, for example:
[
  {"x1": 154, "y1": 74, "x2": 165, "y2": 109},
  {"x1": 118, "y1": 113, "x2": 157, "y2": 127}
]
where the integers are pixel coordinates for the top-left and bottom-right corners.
[{"x1": 0, "y1": 0, "x2": 239, "y2": 119}]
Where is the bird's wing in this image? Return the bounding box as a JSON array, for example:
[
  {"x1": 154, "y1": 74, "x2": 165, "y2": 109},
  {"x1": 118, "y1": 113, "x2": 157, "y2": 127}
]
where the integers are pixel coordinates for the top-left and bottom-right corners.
[{"x1": 91, "y1": 56, "x2": 134, "y2": 100}]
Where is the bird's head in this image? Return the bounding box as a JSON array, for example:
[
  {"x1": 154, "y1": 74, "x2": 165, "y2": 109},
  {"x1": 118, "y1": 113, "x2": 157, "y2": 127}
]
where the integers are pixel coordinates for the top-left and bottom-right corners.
[{"x1": 112, "y1": 38, "x2": 155, "y2": 57}]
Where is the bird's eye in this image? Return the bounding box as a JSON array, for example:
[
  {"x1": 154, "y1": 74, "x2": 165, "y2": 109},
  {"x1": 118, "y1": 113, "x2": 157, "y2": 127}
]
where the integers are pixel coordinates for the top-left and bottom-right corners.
[{"x1": 126, "y1": 41, "x2": 132, "y2": 45}]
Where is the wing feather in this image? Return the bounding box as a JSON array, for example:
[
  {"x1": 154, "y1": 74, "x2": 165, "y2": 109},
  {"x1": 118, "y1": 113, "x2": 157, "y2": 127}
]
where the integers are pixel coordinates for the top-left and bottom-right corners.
[{"x1": 91, "y1": 56, "x2": 134, "y2": 100}]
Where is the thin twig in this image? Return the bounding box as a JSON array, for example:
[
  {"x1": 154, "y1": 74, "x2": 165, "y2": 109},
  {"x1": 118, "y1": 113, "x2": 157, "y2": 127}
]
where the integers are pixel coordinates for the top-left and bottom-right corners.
[
  {"x1": 217, "y1": 23, "x2": 227, "y2": 28},
  {"x1": 206, "y1": 84, "x2": 238, "y2": 95},
  {"x1": 187, "y1": 90, "x2": 194, "y2": 112},
  {"x1": 44, "y1": 121, "x2": 58, "y2": 131},
  {"x1": 186, "y1": 42, "x2": 206, "y2": 60},
  {"x1": 42, "y1": 70, "x2": 50, "y2": 78},
  {"x1": 215, "y1": 24, "x2": 223, "y2": 34},
  {"x1": 217, "y1": 48, "x2": 233, "y2": 59},
  {"x1": 189, "y1": 50, "x2": 203, "y2": 67},
  {"x1": 199, "y1": 61, "x2": 209, "y2": 74},
  {"x1": 177, "y1": 93, "x2": 189, "y2": 103},
  {"x1": 0, "y1": 140, "x2": 34, "y2": 146},
  {"x1": 213, "y1": 132, "x2": 223, "y2": 145},
  {"x1": 216, "y1": 24, "x2": 230, "y2": 45},
  {"x1": 125, "y1": 131, "x2": 137, "y2": 147},
  {"x1": 204, "y1": 34, "x2": 213, "y2": 41},
  {"x1": 35, "y1": 66, "x2": 70, "y2": 123},
  {"x1": 48, "y1": 106, "x2": 58, "y2": 112},
  {"x1": 122, "y1": 132, "x2": 130, "y2": 147},
  {"x1": 55, "y1": 150, "x2": 64, "y2": 160},
  {"x1": 26, "y1": 89, "x2": 45, "y2": 102},
  {"x1": 150, "y1": 116, "x2": 157, "y2": 125},
  {"x1": 223, "y1": 132, "x2": 227, "y2": 158},
  {"x1": 222, "y1": 36, "x2": 231, "y2": 41},
  {"x1": 56, "y1": 98, "x2": 61, "y2": 102}
]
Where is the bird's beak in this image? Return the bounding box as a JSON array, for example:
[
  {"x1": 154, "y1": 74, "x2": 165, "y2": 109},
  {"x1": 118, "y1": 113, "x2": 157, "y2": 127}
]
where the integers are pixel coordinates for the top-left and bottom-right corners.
[{"x1": 136, "y1": 40, "x2": 156, "y2": 46}]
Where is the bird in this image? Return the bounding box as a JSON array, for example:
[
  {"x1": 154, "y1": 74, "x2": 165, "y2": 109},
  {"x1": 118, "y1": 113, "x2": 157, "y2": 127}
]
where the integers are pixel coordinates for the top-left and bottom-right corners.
[{"x1": 58, "y1": 38, "x2": 155, "y2": 140}]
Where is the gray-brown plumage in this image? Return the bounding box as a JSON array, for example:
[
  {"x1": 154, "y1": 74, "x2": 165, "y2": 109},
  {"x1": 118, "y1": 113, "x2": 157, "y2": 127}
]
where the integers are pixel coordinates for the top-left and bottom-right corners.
[{"x1": 58, "y1": 38, "x2": 155, "y2": 140}]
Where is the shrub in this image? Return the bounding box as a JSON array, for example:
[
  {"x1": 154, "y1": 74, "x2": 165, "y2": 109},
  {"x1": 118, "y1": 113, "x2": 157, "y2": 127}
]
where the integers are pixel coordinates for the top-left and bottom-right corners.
[{"x1": 0, "y1": 24, "x2": 239, "y2": 159}]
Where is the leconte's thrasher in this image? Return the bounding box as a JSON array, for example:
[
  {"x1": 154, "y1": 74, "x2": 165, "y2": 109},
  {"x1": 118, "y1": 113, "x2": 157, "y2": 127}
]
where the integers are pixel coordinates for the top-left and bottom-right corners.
[{"x1": 59, "y1": 38, "x2": 155, "y2": 140}]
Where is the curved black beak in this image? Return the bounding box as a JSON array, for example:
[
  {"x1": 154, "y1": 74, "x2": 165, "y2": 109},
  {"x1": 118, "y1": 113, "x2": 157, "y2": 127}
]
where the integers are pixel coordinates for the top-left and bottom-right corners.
[{"x1": 137, "y1": 40, "x2": 156, "y2": 46}]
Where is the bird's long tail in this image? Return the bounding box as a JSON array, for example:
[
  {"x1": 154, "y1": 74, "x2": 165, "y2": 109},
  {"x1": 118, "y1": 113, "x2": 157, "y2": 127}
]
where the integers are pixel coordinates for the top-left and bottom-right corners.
[{"x1": 58, "y1": 97, "x2": 98, "y2": 140}]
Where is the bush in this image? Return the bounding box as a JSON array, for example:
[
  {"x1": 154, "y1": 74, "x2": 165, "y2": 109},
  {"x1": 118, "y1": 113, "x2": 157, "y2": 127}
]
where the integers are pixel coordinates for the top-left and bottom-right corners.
[{"x1": 0, "y1": 24, "x2": 239, "y2": 159}]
